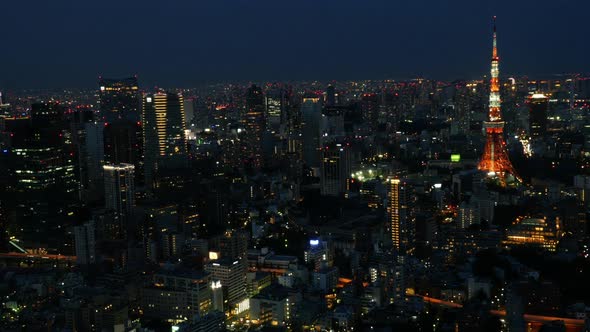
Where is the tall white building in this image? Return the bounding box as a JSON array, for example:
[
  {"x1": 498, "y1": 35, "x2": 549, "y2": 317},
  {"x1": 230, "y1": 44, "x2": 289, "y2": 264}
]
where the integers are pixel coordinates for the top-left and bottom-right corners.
[
  {"x1": 205, "y1": 259, "x2": 247, "y2": 310},
  {"x1": 211, "y1": 280, "x2": 224, "y2": 312}
]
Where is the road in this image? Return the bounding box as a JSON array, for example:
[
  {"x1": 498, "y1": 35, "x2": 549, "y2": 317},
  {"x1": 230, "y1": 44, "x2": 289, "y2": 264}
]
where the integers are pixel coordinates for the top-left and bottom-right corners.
[
  {"x1": 0, "y1": 252, "x2": 76, "y2": 260},
  {"x1": 420, "y1": 295, "x2": 585, "y2": 331}
]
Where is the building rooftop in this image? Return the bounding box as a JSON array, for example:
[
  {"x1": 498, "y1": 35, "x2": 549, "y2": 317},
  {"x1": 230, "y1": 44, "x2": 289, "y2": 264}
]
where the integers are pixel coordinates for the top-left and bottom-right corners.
[
  {"x1": 266, "y1": 255, "x2": 298, "y2": 263},
  {"x1": 155, "y1": 267, "x2": 210, "y2": 280},
  {"x1": 207, "y1": 257, "x2": 242, "y2": 267},
  {"x1": 252, "y1": 284, "x2": 290, "y2": 301}
]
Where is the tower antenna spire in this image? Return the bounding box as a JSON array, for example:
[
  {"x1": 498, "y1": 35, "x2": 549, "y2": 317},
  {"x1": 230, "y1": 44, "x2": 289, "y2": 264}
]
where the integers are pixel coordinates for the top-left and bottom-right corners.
[
  {"x1": 492, "y1": 16, "x2": 498, "y2": 59},
  {"x1": 493, "y1": 15, "x2": 497, "y2": 32}
]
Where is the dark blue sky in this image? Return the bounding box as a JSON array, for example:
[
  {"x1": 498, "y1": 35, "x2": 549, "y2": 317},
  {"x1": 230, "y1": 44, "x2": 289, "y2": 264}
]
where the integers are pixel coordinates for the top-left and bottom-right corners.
[{"x1": 1, "y1": 0, "x2": 588, "y2": 88}]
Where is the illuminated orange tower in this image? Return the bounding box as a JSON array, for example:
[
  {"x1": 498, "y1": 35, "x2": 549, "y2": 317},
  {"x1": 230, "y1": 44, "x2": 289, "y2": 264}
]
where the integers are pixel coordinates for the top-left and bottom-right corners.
[{"x1": 478, "y1": 17, "x2": 520, "y2": 184}]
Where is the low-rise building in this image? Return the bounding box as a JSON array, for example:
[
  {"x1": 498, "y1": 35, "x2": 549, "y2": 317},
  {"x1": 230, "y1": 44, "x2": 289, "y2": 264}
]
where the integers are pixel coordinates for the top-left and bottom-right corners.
[
  {"x1": 250, "y1": 285, "x2": 299, "y2": 327},
  {"x1": 140, "y1": 268, "x2": 212, "y2": 323},
  {"x1": 177, "y1": 311, "x2": 225, "y2": 332},
  {"x1": 311, "y1": 266, "x2": 339, "y2": 292}
]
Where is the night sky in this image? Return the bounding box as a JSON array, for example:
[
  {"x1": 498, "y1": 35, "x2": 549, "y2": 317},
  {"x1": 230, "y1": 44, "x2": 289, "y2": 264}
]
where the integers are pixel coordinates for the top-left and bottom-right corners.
[{"x1": 1, "y1": 0, "x2": 588, "y2": 88}]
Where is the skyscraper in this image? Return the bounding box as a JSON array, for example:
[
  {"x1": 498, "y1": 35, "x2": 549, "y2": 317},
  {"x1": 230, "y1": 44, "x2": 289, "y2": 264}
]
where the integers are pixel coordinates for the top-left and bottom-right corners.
[
  {"x1": 74, "y1": 220, "x2": 97, "y2": 265},
  {"x1": 244, "y1": 84, "x2": 265, "y2": 168},
  {"x1": 5, "y1": 101, "x2": 78, "y2": 253},
  {"x1": 263, "y1": 86, "x2": 290, "y2": 163},
  {"x1": 69, "y1": 107, "x2": 103, "y2": 202},
  {"x1": 325, "y1": 85, "x2": 336, "y2": 107},
  {"x1": 103, "y1": 121, "x2": 142, "y2": 166},
  {"x1": 478, "y1": 17, "x2": 520, "y2": 185},
  {"x1": 320, "y1": 142, "x2": 352, "y2": 197},
  {"x1": 320, "y1": 107, "x2": 345, "y2": 142},
  {"x1": 528, "y1": 93, "x2": 548, "y2": 138},
  {"x1": 98, "y1": 77, "x2": 140, "y2": 122},
  {"x1": 265, "y1": 89, "x2": 284, "y2": 134},
  {"x1": 183, "y1": 97, "x2": 196, "y2": 125},
  {"x1": 0, "y1": 92, "x2": 11, "y2": 118},
  {"x1": 361, "y1": 93, "x2": 379, "y2": 130},
  {"x1": 301, "y1": 95, "x2": 322, "y2": 168},
  {"x1": 83, "y1": 122, "x2": 105, "y2": 199},
  {"x1": 99, "y1": 77, "x2": 143, "y2": 185},
  {"x1": 387, "y1": 178, "x2": 414, "y2": 255},
  {"x1": 103, "y1": 163, "x2": 135, "y2": 239},
  {"x1": 142, "y1": 92, "x2": 187, "y2": 187}
]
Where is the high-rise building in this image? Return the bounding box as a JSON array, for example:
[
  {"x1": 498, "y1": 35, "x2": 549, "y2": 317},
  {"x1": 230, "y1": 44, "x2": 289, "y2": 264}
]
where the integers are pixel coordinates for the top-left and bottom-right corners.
[
  {"x1": 69, "y1": 108, "x2": 104, "y2": 202},
  {"x1": 0, "y1": 201, "x2": 8, "y2": 253},
  {"x1": 265, "y1": 90, "x2": 283, "y2": 134},
  {"x1": 311, "y1": 266, "x2": 339, "y2": 292},
  {"x1": 0, "y1": 92, "x2": 11, "y2": 118},
  {"x1": 99, "y1": 77, "x2": 143, "y2": 185},
  {"x1": 244, "y1": 85, "x2": 265, "y2": 168},
  {"x1": 210, "y1": 230, "x2": 249, "y2": 260},
  {"x1": 83, "y1": 122, "x2": 105, "y2": 199},
  {"x1": 142, "y1": 92, "x2": 187, "y2": 187},
  {"x1": 320, "y1": 142, "x2": 352, "y2": 197},
  {"x1": 503, "y1": 218, "x2": 560, "y2": 252},
  {"x1": 249, "y1": 285, "x2": 297, "y2": 327},
  {"x1": 205, "y1": 258, "x2": 248, "y2": 311},
  {"x1": 325, "y1": 85, "x2": 336, "y2": 107},
  {"x1": 478, "y1": 18, "x2": 520, "y2": 185},
  {"x1": 5, "y1": 102, "x2": 78, "y2": 253},
  {"x1": 183, "y1": 97, "x2": 196, "y2": 125},
  {"x1": 211, "y1": 280, "x2": 224, "y2": 312},
  {"x1": 505, "y1": 285, "x2": 530, "y2": 332},
  {"x1": 388, "y1": 259, "x2": 406, "y2": 305},
  {"x1": 373, "y1": 254, "x2": 407, "y2": 305},
  {"x1": 141, "y1": 269, "x2": 212, "y2": 323},
  {"x1": 457, "y1": 201, "x2": 480, "y2": 229},
  {"x1": 528, "y1": 93, "x2": 548, "y2": 138},
  {"x1": 74, "y1": 220, "x2": 97, "y2": 265},
  {"x1": 161, "y1": 229, "x2": 185, "y2": 259},
  {"x1": 361, "y1": 93, "x2": 380, "y2": 130},
  {"x1": 103, "y1": 121, "x2": 142, "y2": 166},
  {"x1": 387, "y1": 178, "x2": 414, "y2": 255},
  {"x1": 301, "y1": 95, "x2": 322, "y2": 168},
  {"x1": 98, "y1": 76, "x2": 140, "y2": 122},
  {"x1": 103, "y1": 163, "x2": 135, "y2": 238},
  {"x1": 177, "y1": 311, "x2": 225, "y2": 332},
  {"x1": 304, "y1": 239, "x2": 332, "y2": 270},
  {"x1": 263, "y1": 87, "x2": 290, "y2": 161},
  {"x1": 320, "y1": 107, "x2": 345, "y2": 143}
]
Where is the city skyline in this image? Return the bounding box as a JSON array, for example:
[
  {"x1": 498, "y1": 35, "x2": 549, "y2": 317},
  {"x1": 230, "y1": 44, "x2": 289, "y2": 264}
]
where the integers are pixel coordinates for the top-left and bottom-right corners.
[
  {"x1": 2, "y1": 3, "x2": 590, "y2": 332},
  {"x1": 1, "y1": 0, "x2": 589, "y2": 88}
]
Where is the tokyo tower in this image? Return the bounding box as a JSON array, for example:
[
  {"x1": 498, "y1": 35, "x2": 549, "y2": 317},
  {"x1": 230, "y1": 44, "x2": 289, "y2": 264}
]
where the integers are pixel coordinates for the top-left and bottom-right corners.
[{"x1": 478, "y1": 17, "x2": 521, "y2": 185}]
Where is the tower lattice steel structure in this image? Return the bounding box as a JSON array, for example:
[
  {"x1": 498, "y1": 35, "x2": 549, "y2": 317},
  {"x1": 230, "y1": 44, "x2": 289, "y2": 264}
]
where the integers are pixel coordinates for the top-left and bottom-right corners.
[{"x1": 478, "y1": 17, "x2": 520, "y2": 184}]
